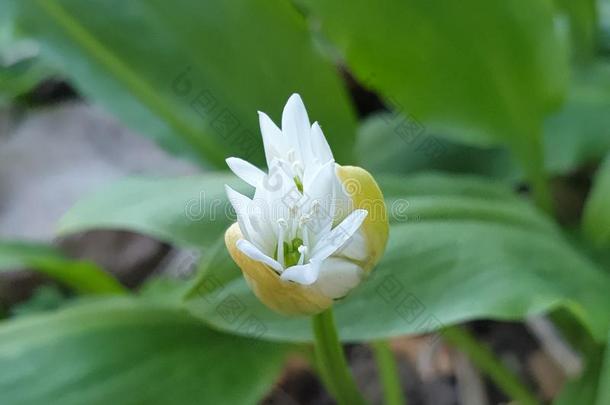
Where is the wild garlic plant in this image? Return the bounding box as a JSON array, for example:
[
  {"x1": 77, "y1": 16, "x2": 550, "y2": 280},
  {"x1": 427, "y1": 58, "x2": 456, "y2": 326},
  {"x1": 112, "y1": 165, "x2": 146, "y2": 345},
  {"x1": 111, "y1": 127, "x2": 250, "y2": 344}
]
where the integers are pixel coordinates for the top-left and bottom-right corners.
[
  {"x1": 224, "y1": 94, "x2": 388, "y2": 403},
  {"x1": 4, "y1": 2, "x2": 610, "y2": 404}
]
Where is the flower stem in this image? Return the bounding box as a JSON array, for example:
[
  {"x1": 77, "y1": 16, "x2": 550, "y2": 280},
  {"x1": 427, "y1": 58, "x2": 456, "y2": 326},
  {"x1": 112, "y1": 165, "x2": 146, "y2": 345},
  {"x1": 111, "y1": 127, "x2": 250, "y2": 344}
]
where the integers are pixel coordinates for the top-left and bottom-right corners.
[
  {"x1": 371, "y1": 340, "x2": 406, "y2": 405},
  {"x1": 312, "y1": 309, "x2": 367, "y2": 405},
  {"x1": 441, "y1": 326, "x2": 540, "y2": 405}
]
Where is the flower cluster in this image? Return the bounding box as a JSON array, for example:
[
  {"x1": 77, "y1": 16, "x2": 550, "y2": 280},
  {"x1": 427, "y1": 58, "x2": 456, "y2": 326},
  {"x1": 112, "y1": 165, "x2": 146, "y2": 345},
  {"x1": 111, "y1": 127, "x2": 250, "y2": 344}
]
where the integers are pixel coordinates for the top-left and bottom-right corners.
[{"x1": 225, "y1": 94, "x2": 388, "y2": 315}]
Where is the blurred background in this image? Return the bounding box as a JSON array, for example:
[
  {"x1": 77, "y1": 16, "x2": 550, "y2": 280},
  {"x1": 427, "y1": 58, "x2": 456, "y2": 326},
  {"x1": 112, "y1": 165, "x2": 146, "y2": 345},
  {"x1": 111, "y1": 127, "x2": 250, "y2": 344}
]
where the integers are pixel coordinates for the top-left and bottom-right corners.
[{"x1": 1, "y1": 0, "x2": 610, "y2": 404}]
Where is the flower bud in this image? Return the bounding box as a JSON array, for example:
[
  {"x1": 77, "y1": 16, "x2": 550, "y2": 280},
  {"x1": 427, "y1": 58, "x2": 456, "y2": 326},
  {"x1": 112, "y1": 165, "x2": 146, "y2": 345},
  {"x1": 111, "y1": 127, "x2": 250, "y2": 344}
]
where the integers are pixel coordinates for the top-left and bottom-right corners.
[
  {"x1": 225, "y1": 164, "x2": 388, "y2": 315},
  {"x1": 224, "y1": 94, "x2": 389, "y2": 315}
]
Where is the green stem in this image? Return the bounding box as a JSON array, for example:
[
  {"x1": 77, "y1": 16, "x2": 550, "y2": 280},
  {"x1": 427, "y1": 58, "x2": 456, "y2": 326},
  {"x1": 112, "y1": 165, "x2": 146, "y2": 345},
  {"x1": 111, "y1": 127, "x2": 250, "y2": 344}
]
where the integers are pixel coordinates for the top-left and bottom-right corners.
[
  {"x1": 312, "y1": 309, "x2": 367, "y2": 405},
  {"x1": 441, "y1": 326, "x2": 540, "y2": 405},
  {"x1": 371, "y1": 340, "x2": 406, "y2": 405}
]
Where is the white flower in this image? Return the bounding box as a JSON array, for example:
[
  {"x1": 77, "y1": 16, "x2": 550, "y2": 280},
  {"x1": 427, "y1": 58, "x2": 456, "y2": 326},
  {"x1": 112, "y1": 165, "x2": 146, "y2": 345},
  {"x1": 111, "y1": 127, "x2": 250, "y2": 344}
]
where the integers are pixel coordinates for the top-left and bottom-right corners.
[
  {"x1": 226, "y1": 94, "x2": 331, "y2": 184},
  {"x1": 224, "y1": 94, "x2": 388, "y2": 315},
  {"x1": 226, "y1": 94, "x2": 352, "y2": 223}
]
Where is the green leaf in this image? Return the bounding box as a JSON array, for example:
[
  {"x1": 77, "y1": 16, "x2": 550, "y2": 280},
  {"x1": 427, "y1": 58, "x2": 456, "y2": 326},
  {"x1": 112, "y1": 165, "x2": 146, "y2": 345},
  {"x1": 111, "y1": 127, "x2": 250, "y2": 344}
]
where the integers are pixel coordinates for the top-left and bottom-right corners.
[
  {"x1": 583, "y1": 153, "x2": 610, "y2": 246},
  {"x1": 183, "y1": 237, "x2": 242, "y2": 300},
  {"x1": 10, "y1": 0, "x2": 356, "y2": 166},
  {"x1": 359, "y1": 63, "x2": 610, "y2": 179},
  {"x1": 302, "y1": 0, "x2": 567, "y2": 148},
  {"x1": 186, "y1": 174, "x2": 610, "y2": 344},
  {"x1": 378, "y1": 173, "x2": 518, "y2": 201},
  {"x1": 544, "y1": 62, "x2": 610, "y2": 174},
  {"x1": 58, "y1": 174, "x2": 245, "y2": 250},
  {"x1": 0, "y1": 241, "x2": 125, "y2": 295},
  {"x1": 355, "y1": 113, "x2": 522, "y2": 181},
  {"x1": 0, "y1": 298, "x2": 287, "y2": 405},
  {"x1": 354, "y1": 62, "x2": 610, "y2": 181}
]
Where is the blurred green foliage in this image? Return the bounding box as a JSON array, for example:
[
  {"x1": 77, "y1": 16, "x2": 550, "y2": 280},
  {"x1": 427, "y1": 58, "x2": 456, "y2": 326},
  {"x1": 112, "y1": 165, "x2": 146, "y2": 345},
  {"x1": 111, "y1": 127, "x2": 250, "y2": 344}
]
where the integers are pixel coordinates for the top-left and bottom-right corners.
[{"x1": 1, "y1": 0, "x2": 610, "y2": 403}]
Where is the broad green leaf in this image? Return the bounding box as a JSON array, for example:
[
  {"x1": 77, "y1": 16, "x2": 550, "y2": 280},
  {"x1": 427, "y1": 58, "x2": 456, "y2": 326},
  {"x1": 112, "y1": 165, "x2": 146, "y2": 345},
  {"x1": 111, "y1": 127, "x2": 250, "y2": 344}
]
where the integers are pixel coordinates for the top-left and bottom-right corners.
[
  {"x1": 302, "y1": 0, "x2": 567, "y2": 149},
  {"x1": 544, "y1": 62, "x2": 610, "y2": 174},
  {"x1": 10, "y1": 0, "x2": 356, "y2": 166},
  {"x1": 355, "y1": 63, "x2": 610, "y2": 181},
  {"x1": 0, "y1": 298, "x2": 287, "y2": 405},
  {"x1": 355, "y1": 113, "x2": 522, "y2": 181},
  {"x1": 140, "y1": 238, "x2": 241, "y2": 304},
  {"x1": 378, "y1": 173, "x2": 517, "y2": 201},
  {"x1": 0, "y1": 241, "x2": 125, "y2": 295},
  {"x1": 582, "y1": 154, "x2": 610, "y2": 246},
  {"x1": 360, "y1": 64, "x2": 610, "y2": 179},
  {"x1": 58, "y1": 174, "x2": 245, "y2": 250},
  {"x1": 183, "y1": 237, "x2": 242, "y2": 301},
  {"x1": 382, "y1": 173, "x2": 555, "y2": 235},
  {"x1": 186, "y1": 174, "x2": 610, "y2": 343},
  {"x1": 137, "y1": 276, "x2": 194, "y2": 304}
]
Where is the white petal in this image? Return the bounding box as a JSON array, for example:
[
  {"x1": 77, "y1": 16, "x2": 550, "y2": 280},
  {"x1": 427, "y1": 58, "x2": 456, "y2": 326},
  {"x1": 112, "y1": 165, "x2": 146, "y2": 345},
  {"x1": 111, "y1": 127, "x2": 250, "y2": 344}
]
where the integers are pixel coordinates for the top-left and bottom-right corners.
[
  {"x1": 314, "y1": 258, "x2": 363, "y2": 299},
  {"x1": 332, "y1": 166, "x2": 353, "y2": 224},
  {"x1": 253, "y1": 160, "x2": 295, "y2": 225},
  {"x1": 311, "y1": 122, "x2": 333, "y2": 164},
  {"x1": 225, "y1": 185, "x2": 254, "y2": 241},
  {"x1": 226, "y1": 157, "x2": 265, "y2": 187},
  {"x1": 311, "y1": 209, "x2": 368, "y2": 261},
  {"x1": 270, "y1": 157, "x2": 296, "y2": 181},
  {"x1": 258, "y1": 111, "x2": 285, "y2": 167},
  {"x1": 303, "y1": 159, "x2": 334, "y2": 196},
  {"x1": 280, "y1": 260, "x2": 321, "y2": 285},
  {"x1": 236, "y1": 239, "x2": 283, "y2": 272},
  {"x1": 336, "y1": 229, "x2": 368, "y2": 262},
  {"x1": 265, "y1": 159, "x2": 299, "y2": 199},
  {"x1": 302, "y1": 160, "x2": 336, "y2": 238},
  {"x1": 282, "y1": 93, "x2": 312, "y2": 163},
  {"x1": 302, "y1": 161, "x2": 321, "y2": 188}
]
